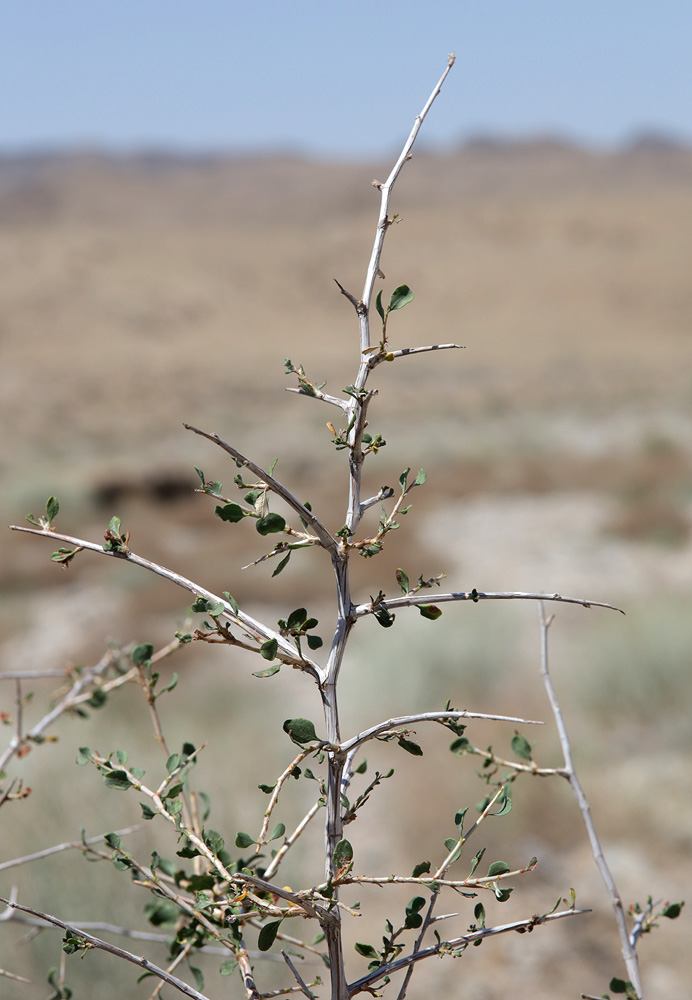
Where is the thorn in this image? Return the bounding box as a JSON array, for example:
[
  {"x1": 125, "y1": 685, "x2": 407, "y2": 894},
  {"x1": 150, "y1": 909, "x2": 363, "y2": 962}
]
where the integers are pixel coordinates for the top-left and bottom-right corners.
[{"x1": 333, "y1": 278, "x2": 361, "y2": 311}]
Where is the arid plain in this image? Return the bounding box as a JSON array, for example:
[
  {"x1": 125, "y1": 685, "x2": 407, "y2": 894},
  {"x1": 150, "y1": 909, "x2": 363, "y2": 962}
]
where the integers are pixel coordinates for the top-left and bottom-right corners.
[{"x1": 1, "y1": 141, "x2": 691, "y2": 998}]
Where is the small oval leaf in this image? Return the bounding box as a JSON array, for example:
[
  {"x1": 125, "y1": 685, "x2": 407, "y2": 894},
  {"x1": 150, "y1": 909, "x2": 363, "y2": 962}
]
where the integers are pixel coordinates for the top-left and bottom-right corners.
[
  {"x1": 256, "y1": 513, "x2": 286, "y2": 535},
  {"x1": 389, "y1": 284, "x2": 414, "y2": 312},
  {"x1": 282, "y1": 718, "x2": 318, "y2": 744},
  {"x1": 258, "y1": 919, "x2": 283, "y2": 952}
]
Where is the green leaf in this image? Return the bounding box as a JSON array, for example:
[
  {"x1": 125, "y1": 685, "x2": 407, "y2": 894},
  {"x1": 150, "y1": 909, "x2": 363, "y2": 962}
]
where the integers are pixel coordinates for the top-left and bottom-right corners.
[
  {"x1": 414, "y1": 468, "x2": 427, "y2": 486},
  {"x1": 455, "y1": 807, "x2": 468, "y2": 833},
  {"x1": 493, "y1": 789, "x2": 512, "y2": 817},
  {"x1": 235, "y1": 831, "x2": 255, "y2": 848},
  {"x1": 283, "y1": 718, "x2": 318, "y2": 744},
  {"x1": 270, "y1": 823, "x2": 286, "y2": 841},
  {"x1": 398, "y1": 467, "x2": 410, "y2": 490},
  {"x1": 609, "y1": 978, "x2": 633, "y2": 994},
  {"x1": 140, "y1": 802, "x2": 156, "y2": 820},
  {"x1": 449, "y1": 736, "x2": 470, "y2": 754},
  {"x1": 258, "y1": 920, "x2": 283, "y2": 952},
  {"x1": 333, "y1": 839, "x2": 354, "y2": 873},
  {"x1": 443, "y1": 839, "x2": 462, "y2": 865},
  {"x1": 256, "y1": 513, "x2": 286, "y2": 535},
  {"x1": 46, "y1": 496, "x2": 60, "y2": 522},
  {"x1": 131, "y1": 643, "x2": 154, "y2": 666},
  {"x1": 487, "y1": 861, "x2": 511, "y2": 877},
  {"x1": 260, "y1": 639, "x2": 278, "y2": 661},
  {"x1": 395, "y1": 568, "x2": 410, "y2": 594},
  {"x1": 511, "y1": 732, "x2": 533, "y2": 761},
  {"x1": 388, "y1": 284, "x2": 414, "y2": 312},
  {"x1": 103, "y1": 770, "x2": 132, "y2": 791},
  {"x1": 354, "y1": 942, "x2": 379, "y2": 959},
  {"x1": 62, "y1": 933, "x2": 82, "y2": 955},
  {"x1": 272, "y1": 552, "x2": 291, "y2": 577},
  {"x1": 108, "y1": 515, "x2": 121, "y2": 535},
  {"x1": 474, "y1": 902, "x2": 486, "y2": 926},
  {"x1": 220, "y1": 959, "x2": 237, "y2": 976},
  {"x1": 375, "y1": 290, "x2": 385, "y2": 323},
  {"x1": 662, "y1": 901, "x2": 684, "y2": 919},
  {"x1": 306, "y1": 634, "x2": 323, "y2": 650},
  {"x1": 406, "y1": 896, "x2": 426, "y2": 914},
  {"x1": 412, "y1": 861, "x2": 431, "y2": 878},
  {"x1": 188, "y1": 875, "x2": 215, "y2": 892},
  {"x1": 468, "y1": 848, "x2": 485, "y2": 876},
  {"x1": 374, "y1": 605, "x2": 395, "y2": 628},
  {"x1": 144, "y1": 900, "x2": 179, "y2": 927},
  {"x1": 418, "y1": 604, "x2": 442, "y2": 620},
  {"x1": 286, "y1": 608, "x2": 307, "y2": 630},
  {"x1": 253, "y1": 664, "x2": 281, "y2": 679},
  {"x1": 215, "y1": 502, "x2": 246, "y2": 523},
  {"x1": 160, "y1": 672, "x2": 178, "y2": 695},
  {"x1": 223, "y1": 592, "x2": 239, "y2": 615},
  {"x1": 398, "y1": 736, "x2": 423, "y2": 756}
]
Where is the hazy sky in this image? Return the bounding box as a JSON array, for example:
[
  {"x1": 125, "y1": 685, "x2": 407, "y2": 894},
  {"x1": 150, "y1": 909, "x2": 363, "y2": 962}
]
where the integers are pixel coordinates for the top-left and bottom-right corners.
[{"x1": 2, "y1": 2, "x2": 690, "y2": 158}]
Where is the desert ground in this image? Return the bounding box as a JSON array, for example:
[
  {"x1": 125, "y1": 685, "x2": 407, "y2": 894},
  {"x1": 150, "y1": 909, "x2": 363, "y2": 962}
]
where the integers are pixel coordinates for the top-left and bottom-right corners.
[{"x1": 0, "y1": 140, "x2": 691, "y2": 998}]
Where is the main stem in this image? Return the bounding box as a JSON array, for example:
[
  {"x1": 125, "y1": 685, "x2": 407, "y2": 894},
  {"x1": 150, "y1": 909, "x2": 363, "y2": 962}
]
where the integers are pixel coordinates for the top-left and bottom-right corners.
[{"x1": 320, "y1": 56, "x2": 456, "y2": 1000}]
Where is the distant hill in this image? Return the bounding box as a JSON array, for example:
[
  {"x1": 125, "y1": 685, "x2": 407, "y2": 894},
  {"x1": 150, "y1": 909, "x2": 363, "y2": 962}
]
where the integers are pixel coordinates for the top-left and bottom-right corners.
[{"x1": 1, "y1": 138, "x2": 691, "y2": 227}]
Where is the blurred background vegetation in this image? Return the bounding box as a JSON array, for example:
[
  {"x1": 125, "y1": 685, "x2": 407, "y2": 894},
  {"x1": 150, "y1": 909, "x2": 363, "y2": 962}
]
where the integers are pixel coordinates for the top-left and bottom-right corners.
[{"x1": 1, "y1": 139, "x2": 691, "y2": 998}]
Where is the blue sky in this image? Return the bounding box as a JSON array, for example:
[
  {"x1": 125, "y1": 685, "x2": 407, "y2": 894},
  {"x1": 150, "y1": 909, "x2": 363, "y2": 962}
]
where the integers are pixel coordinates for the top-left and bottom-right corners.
[{"x1": 1, "y1": 1, "x2": 690, "y2": 158}]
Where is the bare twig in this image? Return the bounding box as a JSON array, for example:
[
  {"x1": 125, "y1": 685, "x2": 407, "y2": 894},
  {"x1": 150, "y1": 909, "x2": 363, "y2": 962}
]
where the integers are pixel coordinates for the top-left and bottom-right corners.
[
  {"x1": 368, "y1": 343, "x2": 464, "y2": 368},
  {"x1": 0, "y1": 825, "x2": 140, "y2": 872},
  {"x1": 537, "y1": 603, "x2": 642, "y2": 997},
  {"x1": 358, "y1": 53, "x2": 456, "y2": 352},
  {"x1": 0, "y1": 966, "x2": 32, "y2": 983},
  {"x1": 339, "y1": 710, "x2": 542, "y2": 755},
  {"x1": 349, "y1": 906, "x2": 589, "y2": 995},
  {"x1": 8, "y1": 525, "x2": 322, "y2": 682},
  {"x1": 262, "y1": 800, "x2": 323, "y2": 882},
  {"x1": 183, "y1": 424, "x2": 338, "y2": 554},
  {"x1": 255, "y1": 747, "x2": 317, "y2": 849},
  {"x1": 354, "y1": 590, "x2": 625, "y2": 617},
  {"x1": 282, "y1": 950, "x2": 318, "y2": 999},
  {"x1": 0, "y1": 896, "x2": 212, "y2": 1000}
]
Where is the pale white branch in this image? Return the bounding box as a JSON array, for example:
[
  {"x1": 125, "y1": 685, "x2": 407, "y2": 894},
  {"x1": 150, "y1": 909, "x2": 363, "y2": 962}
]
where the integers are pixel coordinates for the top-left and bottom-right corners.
[
  {"x1": 9, "y1": 525, "x2": 322, "y2": 682},
  {"x1": 349, "y1": 906, "x2": 589, "y2": 994},
  {"x1": 0, "y1": 825, "x2": 140, "y2": 872},
  {"x1": 184, "y1": 424, "x2": 338, "y2": 554},
  {"x1": 339, "y1": 710, "x2": 542, "y2": 755},
  {"x1": 354, "y1": 590, "x2": 624, "y2": 617},
  {"x1": 0, "y1": 896, "x2": 211, "y2": 1000},
  {"x1": 368, "y1": 343, "x2": 465, "y2": 367},
  {"x1": 285, "y1": 386, "x2": 349, "y2": 411},
  {"x1": 537, "y1": 604, "x2": 642, "y2": 996}
]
